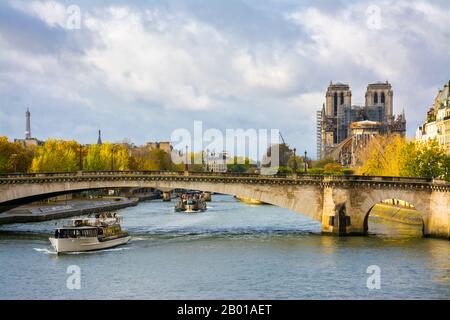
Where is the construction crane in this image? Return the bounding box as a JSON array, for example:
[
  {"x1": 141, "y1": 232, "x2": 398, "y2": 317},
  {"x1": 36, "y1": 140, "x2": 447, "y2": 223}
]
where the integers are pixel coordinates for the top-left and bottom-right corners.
[{"x1": 279, "y1": 132, "x2": 286, "y2": 145}]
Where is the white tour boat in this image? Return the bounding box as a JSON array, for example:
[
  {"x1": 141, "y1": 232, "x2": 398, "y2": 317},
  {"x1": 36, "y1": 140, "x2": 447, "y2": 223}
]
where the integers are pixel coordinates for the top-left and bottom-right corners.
[{"x1": 49, "y1": 213, "x2": 131, "y2": 254}]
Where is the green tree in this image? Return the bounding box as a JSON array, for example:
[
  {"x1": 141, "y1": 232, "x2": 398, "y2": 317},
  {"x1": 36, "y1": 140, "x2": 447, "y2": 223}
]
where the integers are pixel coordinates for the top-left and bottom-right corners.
[
  {"x1": 227, "y1": 164, "x2": 248, "y2": 173},
  {"x1": 287, "y1": 155, "x2": 303, "y2": 173},
  {"x1": 227, "y1": 156, "x2": 253, "y2": 173},
  {"x1": 442, "y1": 154, "x2": 450, "y2": 181},
  {"x1": 261, "y1": 143, "x2": 293, "y2": 168},
  {"x1": 400, "y1": 140, "x2": 447, "y2": 179}
]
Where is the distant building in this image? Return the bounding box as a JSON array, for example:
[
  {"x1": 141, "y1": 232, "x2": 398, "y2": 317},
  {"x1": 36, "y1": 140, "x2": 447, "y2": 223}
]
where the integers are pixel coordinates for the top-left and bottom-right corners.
[
  {"x1": 415, "y1": 81, "x2": 450, "y2": 154},
  {"x1": 15, "y1": 108, "x2": 43, "y2": 147},
  {"x1": 205, "y1": 151, "x2": 228, "y2": 173},
  {"x1": 316, "y1": 81, "x2": 406, "y2": 164},
  {"x1": 147, "y1": 141, "x2": 172, "y2": 154}
]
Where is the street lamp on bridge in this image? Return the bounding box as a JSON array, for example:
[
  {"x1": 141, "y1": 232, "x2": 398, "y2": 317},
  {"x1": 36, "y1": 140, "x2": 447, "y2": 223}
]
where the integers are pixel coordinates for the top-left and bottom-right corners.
[
  {"x1": 185, "y1": 145, "x2": 189, "y2": 171},
  {"x1": 304, "y1": 150, "x2": 308, "y2": 173},
  {"x1": 292, "y1": 148, "x2": 297, "y2": 173}
]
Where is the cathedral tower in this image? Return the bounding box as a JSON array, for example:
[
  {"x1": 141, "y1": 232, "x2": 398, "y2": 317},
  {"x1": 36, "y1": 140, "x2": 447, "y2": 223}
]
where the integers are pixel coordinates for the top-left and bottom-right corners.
[{"x1": 365, "y1": 81, "x2": 393, "y2": 122}]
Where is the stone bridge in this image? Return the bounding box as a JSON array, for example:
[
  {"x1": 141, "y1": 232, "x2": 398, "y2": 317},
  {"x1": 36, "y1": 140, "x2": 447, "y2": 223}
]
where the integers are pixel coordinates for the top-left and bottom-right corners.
[{"x1": 0, "y1": 171, "x2": 449, "y2": 239}]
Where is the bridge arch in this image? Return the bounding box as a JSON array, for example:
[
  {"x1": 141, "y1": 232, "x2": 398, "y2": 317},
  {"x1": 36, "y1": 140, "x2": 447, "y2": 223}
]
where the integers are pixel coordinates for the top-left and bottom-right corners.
[{"x1": 359, "y1": 188, "x2": 429, "y2": 235}]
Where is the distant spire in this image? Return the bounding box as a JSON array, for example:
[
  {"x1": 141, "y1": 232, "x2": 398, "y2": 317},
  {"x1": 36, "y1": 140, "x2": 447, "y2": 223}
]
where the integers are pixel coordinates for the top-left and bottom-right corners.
[
  {"x1": 97, "y1": 130, "x2": 102, "y2": 145},
  {"x1": 25, "y1": 108, "x2": 31, "y2": 139}
]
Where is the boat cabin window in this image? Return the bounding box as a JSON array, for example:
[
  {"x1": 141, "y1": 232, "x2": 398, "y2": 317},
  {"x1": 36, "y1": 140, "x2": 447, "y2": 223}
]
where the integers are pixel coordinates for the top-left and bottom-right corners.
[{"x1": 55, "y1": 228, "x2": 98, "y2": 239}]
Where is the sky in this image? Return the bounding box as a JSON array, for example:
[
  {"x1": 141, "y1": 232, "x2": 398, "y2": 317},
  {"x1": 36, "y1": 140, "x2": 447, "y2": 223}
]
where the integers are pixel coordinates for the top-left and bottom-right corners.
[{"x1": 0, "y1": 0, "x2": 449, "y2": 159}]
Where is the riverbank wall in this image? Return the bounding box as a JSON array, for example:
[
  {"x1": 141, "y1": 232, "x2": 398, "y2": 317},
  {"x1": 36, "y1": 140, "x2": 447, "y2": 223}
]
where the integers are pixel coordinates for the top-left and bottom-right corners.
[
  {"x1": 0, "y1": 198, "x2": 139, "y2": 225},
  {"x1": 369, "y1": 203, "x2": 423, "y2": 225}
]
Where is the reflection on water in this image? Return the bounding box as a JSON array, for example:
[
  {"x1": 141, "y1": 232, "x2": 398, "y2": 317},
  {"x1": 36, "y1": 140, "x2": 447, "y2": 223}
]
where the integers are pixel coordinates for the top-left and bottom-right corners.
[
  {"x1": 0, "y1": 195, "x2": 448, "y2": 300},
  {"x1": 368, "y1": 215, "x2": 423, "y2": 239}
]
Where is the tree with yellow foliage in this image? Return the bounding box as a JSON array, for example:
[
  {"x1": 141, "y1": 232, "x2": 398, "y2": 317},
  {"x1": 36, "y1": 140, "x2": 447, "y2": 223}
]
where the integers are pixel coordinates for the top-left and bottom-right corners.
[
  {"x1": 356, "y1": 135, "x2": 449, "y2": 180},
  {"x1": 129, "y1": 146, "x2": 174, "y2": 171},
  {"x1": 0, "y1": 137, "x2": 34, "y2": 173},
  {"x1": 356, "y1": 134, "x2": 406, "y2": 176},
  {"x1": 84, "y1": 143, "x2": 129, "y2": 171},
  {"x1": 30, "y1": 139, "x2": 79, "y2": 173}
]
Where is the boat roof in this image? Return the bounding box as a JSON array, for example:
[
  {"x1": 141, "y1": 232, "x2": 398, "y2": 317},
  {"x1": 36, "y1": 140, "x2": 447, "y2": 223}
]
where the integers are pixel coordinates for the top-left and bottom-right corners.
[{"x1": 57, "y1": 226, "x2": 98, "y2": 230}]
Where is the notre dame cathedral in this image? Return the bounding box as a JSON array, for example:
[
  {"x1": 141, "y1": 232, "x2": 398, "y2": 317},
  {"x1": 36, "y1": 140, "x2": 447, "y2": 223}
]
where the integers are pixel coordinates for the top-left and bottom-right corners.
[{"x1": 316, "y1": 81, "x2": 406, "y2": 165}]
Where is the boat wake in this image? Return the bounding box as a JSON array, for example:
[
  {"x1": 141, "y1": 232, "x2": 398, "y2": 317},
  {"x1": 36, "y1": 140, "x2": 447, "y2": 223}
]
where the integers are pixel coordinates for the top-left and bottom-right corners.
[
  {"x1": 130, "y1": 237, "x2": 146, "y2": 242},
  {"x1": 65, "y1": 247, "x2": 131, "y2": 255},
  {"x1": 33, "y1": 246, "x2": 131, "y2": 255},
  {"x1": 33, "y1": 248, "x2": 57, "y2": 255}
]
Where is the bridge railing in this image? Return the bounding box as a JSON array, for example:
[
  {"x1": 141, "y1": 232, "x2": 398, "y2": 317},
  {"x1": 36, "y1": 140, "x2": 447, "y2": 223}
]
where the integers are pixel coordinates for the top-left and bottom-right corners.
[
  {"x1": 0, "y1": 170, "x2": 444, "y2": 185},
  {"x1": 321, "y1": 175, "x2": 434, "y2": 184},
  {"x1": 0, "y1": 170, "x2": 264, "y2": 179}
]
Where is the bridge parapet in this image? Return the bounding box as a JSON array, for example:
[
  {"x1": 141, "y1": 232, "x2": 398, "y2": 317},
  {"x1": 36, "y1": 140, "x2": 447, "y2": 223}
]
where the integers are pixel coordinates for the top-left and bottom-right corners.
[{"x1": 0, "y1": 171, "x2": 448, "y2": 190}]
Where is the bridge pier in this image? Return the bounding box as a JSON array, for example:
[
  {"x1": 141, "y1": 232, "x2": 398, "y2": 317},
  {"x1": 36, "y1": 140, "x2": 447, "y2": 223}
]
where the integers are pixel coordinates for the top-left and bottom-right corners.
[
  {"x1": 320, "y1": 185, "x2": 366, "y2": 236},
  {"x1": 424, "y1": 188, "x2": 450, "y2": 239}
]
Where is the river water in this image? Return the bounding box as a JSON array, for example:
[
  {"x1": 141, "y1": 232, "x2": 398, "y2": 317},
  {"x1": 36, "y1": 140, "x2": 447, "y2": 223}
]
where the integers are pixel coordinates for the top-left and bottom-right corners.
[{"x1": 0, "y1": 195, "x2": 449, "y2": 300}]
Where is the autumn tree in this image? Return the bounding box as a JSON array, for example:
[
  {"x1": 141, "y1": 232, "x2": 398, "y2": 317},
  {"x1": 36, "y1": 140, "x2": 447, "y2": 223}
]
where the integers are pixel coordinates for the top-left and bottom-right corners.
[
  {"x1": 129, "y1": 146, "x2": 174, "y2": 171},
  {"x1": 30, "y1": 139, "x2": 79, "y2": 172},
  {"x1": 356, "y1": 135, "x2": 449, "y2": 180},
  {"x1": 0, "y1": 137, "x2": 34, "y2": 173},
  {"x1": 323, "y1": 162, "x2": 344, "y2": 175},
  {"x1": 356, "y1": 134, "x2": 406, "y2": 176},
  {"x1": 84, "y1": 143, "x2": 129, "y2": 171},
  {"x1": 311, "y1": 157, "x2": 335, "y2": 169}
]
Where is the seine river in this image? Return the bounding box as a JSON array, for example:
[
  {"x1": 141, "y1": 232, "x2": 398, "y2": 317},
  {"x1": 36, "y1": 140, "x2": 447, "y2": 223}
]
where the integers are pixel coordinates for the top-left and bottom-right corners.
[{"x1": 0, "y1": 195, "x2": 449, "y2": 300}]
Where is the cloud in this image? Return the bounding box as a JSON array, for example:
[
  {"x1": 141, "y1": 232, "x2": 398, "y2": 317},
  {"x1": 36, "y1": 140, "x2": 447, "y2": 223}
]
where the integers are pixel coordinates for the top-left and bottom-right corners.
[
  {"x1": 0, "y1": 0, "x2": 449, "y2": 158},
  {"x1": 82, "y1": 7, "x2": 225, "y2": 110},
  {"x1": 10, "y1": 0, "x2": 68, "y2": 29},
  {"x1": 80, "y1": 6, "x2": 306, "y2": 110},
  {"x1": 232, "y1": 49, "x2": 296, "y2": 92}
]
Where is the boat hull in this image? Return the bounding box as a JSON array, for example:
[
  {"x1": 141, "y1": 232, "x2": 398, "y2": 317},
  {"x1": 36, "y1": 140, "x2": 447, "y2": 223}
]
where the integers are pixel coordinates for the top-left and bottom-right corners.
[{"x1": 49, "y1": 236, "x2": 131, "y2": 253}]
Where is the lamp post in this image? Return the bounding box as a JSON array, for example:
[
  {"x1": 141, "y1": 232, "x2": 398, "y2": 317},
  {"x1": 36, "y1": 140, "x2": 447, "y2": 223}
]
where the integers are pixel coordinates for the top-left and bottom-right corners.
[
  {"x1": 292, "y1": 148, "x2": 297, "y2": 173},
  {"x1": 185, "y1": 145, "x2": 189, "y2": 171},
  {"x1": 205, "y1": 148, "x2": 209, "y2": 172},
  {"x1": 304, "y1": 150, "x2": 308, "y2": 174}
]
